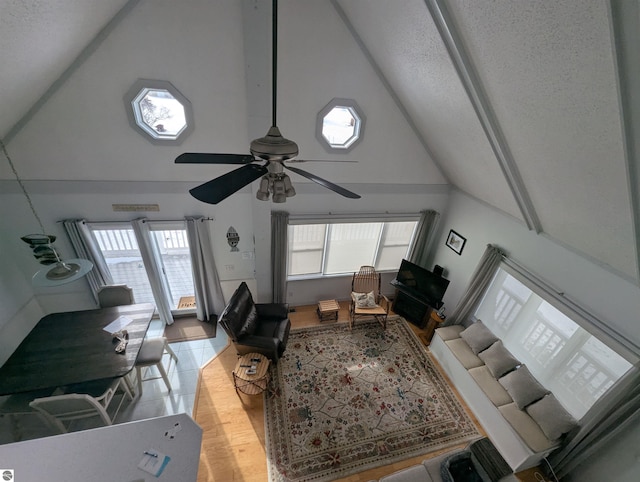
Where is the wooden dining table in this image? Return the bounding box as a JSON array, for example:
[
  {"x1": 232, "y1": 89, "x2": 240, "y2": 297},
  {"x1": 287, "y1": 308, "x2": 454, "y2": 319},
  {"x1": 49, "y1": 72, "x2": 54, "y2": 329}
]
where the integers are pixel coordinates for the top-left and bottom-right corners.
[{"x1": 0, "y1": 303, "x2": 155, "y2": 396}]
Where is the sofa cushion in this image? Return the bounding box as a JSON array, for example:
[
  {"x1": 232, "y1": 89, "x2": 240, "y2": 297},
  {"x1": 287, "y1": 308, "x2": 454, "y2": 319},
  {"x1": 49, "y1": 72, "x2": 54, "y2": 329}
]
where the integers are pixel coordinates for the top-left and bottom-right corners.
[
  {"x1": 498, "y1": 403, "x2": 557, "y2": 453},
  {"x1": 460, "y1": 321, "x2": 499, "y2": 354},
  {"x1": 468, "y1": 366, "x2": 513, "y2": 407},
  {"x1": 526, "y1": 394, "x2": 578, "y2": 441},
  {"x1": 435, "y1": 325, "x2": 464, "y2": 341},
  {"x1": 445, "y1": 339, "x2": 484, "y2": 369},
  {"x1": 498, "y1": 365, "x2": 548, "y2": 409},
  {"x1": 478, "y1": 341, "x2": 520, "y2": 378}
]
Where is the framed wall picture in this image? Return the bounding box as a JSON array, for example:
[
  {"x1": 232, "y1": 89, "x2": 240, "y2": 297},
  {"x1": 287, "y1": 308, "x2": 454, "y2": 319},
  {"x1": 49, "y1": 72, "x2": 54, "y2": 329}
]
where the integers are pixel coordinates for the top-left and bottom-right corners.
[{"x1": 446, "y1": 229, "x2": 466, "y2": 255}]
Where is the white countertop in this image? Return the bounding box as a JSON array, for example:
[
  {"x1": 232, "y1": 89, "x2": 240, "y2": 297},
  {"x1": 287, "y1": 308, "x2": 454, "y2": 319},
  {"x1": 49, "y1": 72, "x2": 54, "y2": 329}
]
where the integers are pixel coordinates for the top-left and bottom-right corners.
[{"x1": 0, "y1": 413, "x2": 202, "y2": 482}]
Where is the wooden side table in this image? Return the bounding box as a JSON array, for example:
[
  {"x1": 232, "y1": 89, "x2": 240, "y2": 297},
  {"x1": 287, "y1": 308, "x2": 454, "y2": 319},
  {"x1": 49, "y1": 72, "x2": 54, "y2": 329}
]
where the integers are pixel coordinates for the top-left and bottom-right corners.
[
  {"x1": 422, "y1": 310, "x2": 445, "y2": 345},
  {"x1": 233, "y1": 353, "x2": 270, "y2": 396},
  {"x1": 317, "y1": 299, "x2": 340, "y2": 321}
]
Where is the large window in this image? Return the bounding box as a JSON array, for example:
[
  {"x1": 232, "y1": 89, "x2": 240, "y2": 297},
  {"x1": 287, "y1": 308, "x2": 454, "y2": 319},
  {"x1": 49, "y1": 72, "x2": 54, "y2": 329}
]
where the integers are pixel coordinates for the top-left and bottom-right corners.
[
  {"x1": 474, "y1": 267, "x2": 632, "y2": 419},
  {"x1": 287, "y1": 220, "x2": 417, "y2": 278},
  {"x1": 90, "y1": 222, "x2": 195, "y2": 313}
]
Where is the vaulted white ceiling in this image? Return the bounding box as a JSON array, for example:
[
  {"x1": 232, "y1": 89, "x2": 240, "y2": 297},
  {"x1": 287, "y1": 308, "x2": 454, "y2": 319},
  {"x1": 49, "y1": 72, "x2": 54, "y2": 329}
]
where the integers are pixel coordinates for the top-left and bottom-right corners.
[{"x1": 0, "y1": 0, "x2": 638, "y2": 282}]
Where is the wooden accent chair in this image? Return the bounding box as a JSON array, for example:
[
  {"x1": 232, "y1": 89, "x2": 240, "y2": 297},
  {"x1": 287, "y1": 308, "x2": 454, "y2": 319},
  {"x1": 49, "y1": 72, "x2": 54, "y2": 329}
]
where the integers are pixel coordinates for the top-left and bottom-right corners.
[{"x1": 349, "y1": 266, "x2": 390, "y2": 330}]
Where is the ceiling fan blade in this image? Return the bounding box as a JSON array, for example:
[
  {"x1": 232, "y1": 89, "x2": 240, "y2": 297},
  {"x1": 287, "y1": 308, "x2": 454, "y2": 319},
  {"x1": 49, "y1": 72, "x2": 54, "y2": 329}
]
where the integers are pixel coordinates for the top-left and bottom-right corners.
[
  {"x1": 176, "y1": 153, "x2": 255, "y2": 165},
  {"x1": 284, "y1": 165, "x2": 361, "y2": 199},
  {"x1": 189, "y1": 164, "x2": 268, "y2": 204}
]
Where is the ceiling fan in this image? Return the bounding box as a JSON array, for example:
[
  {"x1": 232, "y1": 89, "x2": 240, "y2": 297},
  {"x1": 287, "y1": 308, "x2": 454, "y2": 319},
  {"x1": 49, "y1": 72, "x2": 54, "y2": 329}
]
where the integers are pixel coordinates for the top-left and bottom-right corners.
[{"x1": 175, "y1": 0, "x2": 361, "y2": 204}]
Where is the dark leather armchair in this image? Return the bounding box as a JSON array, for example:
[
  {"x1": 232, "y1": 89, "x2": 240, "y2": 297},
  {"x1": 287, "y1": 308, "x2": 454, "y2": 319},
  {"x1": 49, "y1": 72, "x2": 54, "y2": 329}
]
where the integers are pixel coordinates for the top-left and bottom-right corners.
[{"x1": 218, "y1": 282, "x2": 291, "y2": 363}]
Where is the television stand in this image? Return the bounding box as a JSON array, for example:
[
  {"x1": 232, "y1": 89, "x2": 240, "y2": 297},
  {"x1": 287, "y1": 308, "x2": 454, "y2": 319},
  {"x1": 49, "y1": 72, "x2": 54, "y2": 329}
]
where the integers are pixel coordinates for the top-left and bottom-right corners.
[{"x1": 391, "y1": 286, "x2": 435, "y2": 329}]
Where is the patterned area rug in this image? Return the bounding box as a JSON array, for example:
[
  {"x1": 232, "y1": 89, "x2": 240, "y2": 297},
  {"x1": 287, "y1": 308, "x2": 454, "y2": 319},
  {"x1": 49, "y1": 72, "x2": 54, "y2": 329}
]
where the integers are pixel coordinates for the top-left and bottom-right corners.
[{"x1": 264, "y1": 317, "x2": 481, "y2": 482}]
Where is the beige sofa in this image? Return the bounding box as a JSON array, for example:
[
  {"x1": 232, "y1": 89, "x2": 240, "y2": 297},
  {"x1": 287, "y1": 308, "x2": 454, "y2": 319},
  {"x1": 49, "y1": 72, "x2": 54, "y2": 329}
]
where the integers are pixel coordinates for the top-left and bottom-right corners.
[{"x1": 429, "y1": 323, "x2": 578, "y2": 472}]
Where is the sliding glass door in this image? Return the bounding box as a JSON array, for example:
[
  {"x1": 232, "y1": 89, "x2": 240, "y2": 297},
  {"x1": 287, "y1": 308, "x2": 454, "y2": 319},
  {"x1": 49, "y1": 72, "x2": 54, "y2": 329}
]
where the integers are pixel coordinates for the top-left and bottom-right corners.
[{"x1": 90, "y1": 222, "x2": 195, "y2": 314}]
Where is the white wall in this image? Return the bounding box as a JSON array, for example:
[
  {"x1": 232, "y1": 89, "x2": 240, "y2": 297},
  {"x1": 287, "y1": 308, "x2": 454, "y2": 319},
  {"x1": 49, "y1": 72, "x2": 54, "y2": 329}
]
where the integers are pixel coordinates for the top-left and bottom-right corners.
[{"x1": 431, "y1": 190, "x2": 640, "y2": 481}]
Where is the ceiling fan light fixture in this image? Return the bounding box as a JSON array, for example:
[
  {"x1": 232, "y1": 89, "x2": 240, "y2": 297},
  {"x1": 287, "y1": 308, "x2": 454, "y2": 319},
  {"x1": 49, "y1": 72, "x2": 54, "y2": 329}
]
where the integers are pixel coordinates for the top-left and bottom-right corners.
[
  {"x1": 256, "y1": 176, "x2": 271, "y2": 201},
  {"x1": 272, "y1": 178, "x2": 287, "y2": 203},
  {"x1": 283, "y1": 174, "x2": 296, "y2": 197}
]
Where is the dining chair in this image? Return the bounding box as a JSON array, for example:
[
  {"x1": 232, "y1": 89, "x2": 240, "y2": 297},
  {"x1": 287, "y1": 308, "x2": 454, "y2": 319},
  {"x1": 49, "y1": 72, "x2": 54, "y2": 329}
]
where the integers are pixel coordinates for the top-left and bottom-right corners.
[
  {"x1": 29, "y1": 378, "x2": 132, "y2": 433},
  {"x1": 132, "y1": 337, "x2": 179, "y2": 396},
  {"x1": 97, "y1": 284, "x2": 135, "y2": 308}
]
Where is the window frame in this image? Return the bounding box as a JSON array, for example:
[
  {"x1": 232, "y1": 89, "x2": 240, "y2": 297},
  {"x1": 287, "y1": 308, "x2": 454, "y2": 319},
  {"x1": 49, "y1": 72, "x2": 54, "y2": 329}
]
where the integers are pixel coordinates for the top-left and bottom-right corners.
[
  {"x1": 124, "y1": 79, "x2": 194, "y2": 145},
  {"x1": 286, "y1": 215, "x2": 419, "y2": 280},
  {"x1": 87, "y1": 220, "x2": 196, "y2": 316},
  {"x1": 472, "y1": 263, "x2": 637, "y2": 419},
  {"x1": 315, "y1": 98, "x2": 365, "y2": 153}
]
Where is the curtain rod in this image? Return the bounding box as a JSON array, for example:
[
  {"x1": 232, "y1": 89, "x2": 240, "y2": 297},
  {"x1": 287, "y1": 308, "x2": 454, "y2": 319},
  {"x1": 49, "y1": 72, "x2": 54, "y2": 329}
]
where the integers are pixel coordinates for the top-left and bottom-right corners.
[
  {"x1": 57, "y1": 217, "x2": 215, "y2": 224},
  {"x1": 288, "y1": 211, "x2": 422, "y2": 220}
]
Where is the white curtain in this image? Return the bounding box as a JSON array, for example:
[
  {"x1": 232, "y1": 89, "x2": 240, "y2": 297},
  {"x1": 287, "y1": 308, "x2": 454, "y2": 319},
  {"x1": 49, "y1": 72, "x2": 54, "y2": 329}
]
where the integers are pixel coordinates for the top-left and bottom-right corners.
[
  {"x1": 130, "y1": 218, "x2": 174, "y2": 325},
  {"x1": 549, "y1": 363, "x2": 640, "y2": 478},
  {"x1": 447, "y1": 244, "x2": 505, "y2": 325},
  {"x1": 407, "y1": 209, "x2": 440, "y2": 269},
  {"x1": 62, "y1": 219, "x2": 113, "y2": 304},
  {"x1": 271, "y1": 211, "x2": 289, "y2": 303},
  {"x1": 185, "y1": 217, "x2": 226, "y2": 322}
]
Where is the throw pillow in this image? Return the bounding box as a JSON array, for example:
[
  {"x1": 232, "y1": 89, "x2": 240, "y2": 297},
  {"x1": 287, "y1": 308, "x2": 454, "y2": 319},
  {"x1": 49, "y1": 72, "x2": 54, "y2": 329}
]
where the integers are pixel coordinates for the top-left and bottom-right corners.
[
  {"x1": 352, "y1": 291, "x2": 377, "y2": 308},
  {"x1": 459, "y1": 321, "x2": 499, "y2": 354},
  {"x1": 478, "y1": 341, "x2": 521, "y2": 378},
  {"x1": 498, "y1": 365, "x2": 549, "y2": 409},
  {"x1": 527, "y1": 394, "x2": 578, "y2": 441}
]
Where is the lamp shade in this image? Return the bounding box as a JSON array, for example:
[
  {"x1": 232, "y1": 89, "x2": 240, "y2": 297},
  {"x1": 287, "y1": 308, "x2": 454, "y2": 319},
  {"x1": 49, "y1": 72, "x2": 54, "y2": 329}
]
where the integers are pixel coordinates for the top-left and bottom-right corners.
[{"x1": 32, "y1": 258, "x2": 94, "y2": 287}]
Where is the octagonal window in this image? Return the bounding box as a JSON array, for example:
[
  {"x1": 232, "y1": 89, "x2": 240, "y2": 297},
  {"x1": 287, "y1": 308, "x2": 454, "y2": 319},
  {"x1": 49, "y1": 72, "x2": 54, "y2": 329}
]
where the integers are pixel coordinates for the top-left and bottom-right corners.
[
  {"x1": 125, "y1": 79, "x2": 194, "y2": 145},
  {"x1": 316, "y1": 98, "x2": 365, "y2": 153}
]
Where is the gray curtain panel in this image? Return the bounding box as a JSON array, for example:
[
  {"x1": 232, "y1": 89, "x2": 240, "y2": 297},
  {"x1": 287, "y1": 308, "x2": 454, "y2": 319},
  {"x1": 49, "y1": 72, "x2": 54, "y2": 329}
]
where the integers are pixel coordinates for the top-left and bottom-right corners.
[
  {"x1": 446, "y1": 244, "x2": 505, "y2": 325},
  {"x1": 62, "y1": 219, "x2": 113, "y2": 304},
  {"x1": 130, "y1": 218, "x2": 174, "y2": 325},
  {"x1": 407, "y1": 209, "x2": 440, "y2": 269},
  {"x1": 185, "y1": 217, "x2": 226, "y2": 322},
  {"x1": 271, "y1": 211, "x2": 289, "y2": 304}
]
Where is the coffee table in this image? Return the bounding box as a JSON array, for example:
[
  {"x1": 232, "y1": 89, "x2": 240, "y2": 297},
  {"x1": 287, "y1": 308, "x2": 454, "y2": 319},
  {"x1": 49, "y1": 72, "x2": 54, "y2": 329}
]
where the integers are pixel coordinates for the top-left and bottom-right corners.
[{"x1": 233, "y1": 353, "x2": 270, "y2": 395}]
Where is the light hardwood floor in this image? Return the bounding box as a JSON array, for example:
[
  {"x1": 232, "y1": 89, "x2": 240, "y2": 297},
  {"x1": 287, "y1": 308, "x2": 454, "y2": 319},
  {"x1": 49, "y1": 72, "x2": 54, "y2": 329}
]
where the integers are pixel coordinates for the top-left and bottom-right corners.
[{"x1": 193, "y1": 302, "x2": 485, "y2": 482}]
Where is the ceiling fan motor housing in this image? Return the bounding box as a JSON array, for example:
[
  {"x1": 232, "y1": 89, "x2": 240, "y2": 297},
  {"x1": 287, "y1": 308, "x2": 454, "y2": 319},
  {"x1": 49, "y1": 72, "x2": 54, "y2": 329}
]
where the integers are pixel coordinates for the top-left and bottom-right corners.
[{"x1": 250, "y1": 126, "x2": 299, "y2": 161}]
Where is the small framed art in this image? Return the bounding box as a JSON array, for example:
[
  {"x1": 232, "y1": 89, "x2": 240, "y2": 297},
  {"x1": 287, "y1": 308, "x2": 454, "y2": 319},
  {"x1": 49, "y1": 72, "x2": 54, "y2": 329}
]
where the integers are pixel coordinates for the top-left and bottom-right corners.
[{"x1": 446, "y1": 229, "x2": 466, "y2": 255}]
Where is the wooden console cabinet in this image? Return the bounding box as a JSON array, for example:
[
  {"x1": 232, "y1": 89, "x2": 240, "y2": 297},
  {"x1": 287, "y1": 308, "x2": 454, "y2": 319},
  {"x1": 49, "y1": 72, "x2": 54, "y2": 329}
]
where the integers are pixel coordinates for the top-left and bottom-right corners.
[{"x1": 391, "y1": 287, "x2": 434, "y2": 329}]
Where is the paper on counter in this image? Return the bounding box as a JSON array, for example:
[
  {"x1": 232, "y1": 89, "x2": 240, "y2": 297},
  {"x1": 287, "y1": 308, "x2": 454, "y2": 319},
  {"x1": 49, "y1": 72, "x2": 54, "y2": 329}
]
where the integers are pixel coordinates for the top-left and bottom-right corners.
[
  {"x1": 138, "y1": 449, "x2": 170, "y2": 477},
  {"x1": 103, "y1": 315, "x2": 134, "y2": 333}
]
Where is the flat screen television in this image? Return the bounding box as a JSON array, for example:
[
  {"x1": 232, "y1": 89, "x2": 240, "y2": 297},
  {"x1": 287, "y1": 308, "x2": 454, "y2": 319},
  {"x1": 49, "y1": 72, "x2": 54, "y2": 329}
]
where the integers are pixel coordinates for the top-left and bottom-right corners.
[{"x1": 392, "y1": 258, "x2": 449, "y2": 305}]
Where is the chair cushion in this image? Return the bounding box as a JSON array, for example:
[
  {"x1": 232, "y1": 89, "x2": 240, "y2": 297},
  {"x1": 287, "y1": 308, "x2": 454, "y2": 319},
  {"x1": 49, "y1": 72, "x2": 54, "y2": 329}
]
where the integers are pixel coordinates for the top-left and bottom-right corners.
[
  {"x1": 477, "y1": 341, "x2": 520, "y2": 378},
  {"x1": 352, "y1": 291, "x2": 377, "y2": 308},
  {"x1": 498, "y1": 365, "x2": 548, "y2": 409},
  {"x1": 239, "y1": 304, "x2": 259, "y2": 336},
  {"x1": 526, "y1": 394, "x2": 578, "y2": 441},
  {"x1": 136, "y1": 338, "x2": 166, "y2": 364},
  {"x1": 459, "y1": 321, "x2": 499, "y2": 354}
]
